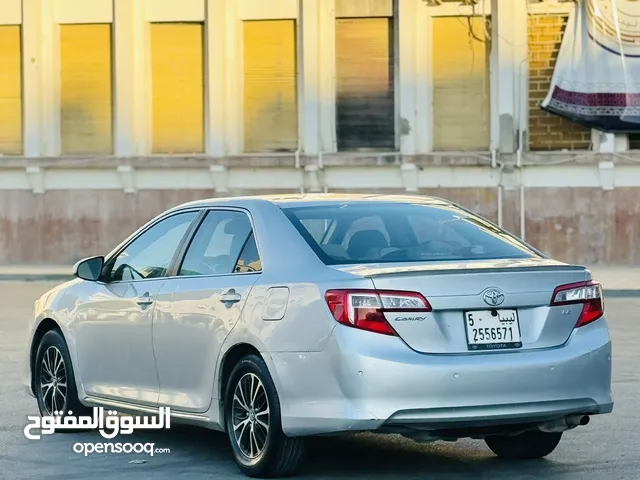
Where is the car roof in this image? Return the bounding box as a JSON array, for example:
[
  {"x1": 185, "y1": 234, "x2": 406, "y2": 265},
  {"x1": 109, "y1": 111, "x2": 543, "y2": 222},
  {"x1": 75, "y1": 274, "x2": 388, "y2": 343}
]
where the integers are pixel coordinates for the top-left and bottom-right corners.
[{"x1": 172, "y1": 193, "x2": 452, "y2": 211}]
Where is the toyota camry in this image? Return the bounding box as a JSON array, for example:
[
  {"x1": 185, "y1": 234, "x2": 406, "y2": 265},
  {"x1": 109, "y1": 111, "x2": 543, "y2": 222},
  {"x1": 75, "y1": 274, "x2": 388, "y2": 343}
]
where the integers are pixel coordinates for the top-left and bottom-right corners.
[{"x1": 24, "y1": 194, "x2": 613, "y2": 477}]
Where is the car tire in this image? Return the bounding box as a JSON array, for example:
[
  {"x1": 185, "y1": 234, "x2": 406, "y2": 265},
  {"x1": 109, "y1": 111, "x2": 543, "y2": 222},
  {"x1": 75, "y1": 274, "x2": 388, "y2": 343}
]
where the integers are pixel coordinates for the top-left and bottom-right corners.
[
  {"x1": 485, "y1": 430, "x2": 562, "y2": 459},
  {"x1": 224, "y1": 354, "x2": 305, "y2": 478},
  {"x1": 34, "y1": 329, "x2": 92, "y2": 432}
]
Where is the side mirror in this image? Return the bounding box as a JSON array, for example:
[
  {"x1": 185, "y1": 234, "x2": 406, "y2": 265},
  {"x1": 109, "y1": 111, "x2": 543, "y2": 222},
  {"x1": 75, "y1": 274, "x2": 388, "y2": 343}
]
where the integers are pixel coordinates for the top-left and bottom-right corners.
[{"x1": 73, "y1": 256, "x2": 105, "y2": 282}]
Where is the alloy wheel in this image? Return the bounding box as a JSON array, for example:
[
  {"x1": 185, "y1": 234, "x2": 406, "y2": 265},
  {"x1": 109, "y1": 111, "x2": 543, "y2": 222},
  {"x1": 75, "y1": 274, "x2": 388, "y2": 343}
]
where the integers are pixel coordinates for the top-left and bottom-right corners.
[
  {"x1": 231, "y1": 372, "x2": 270, "y2": 459},
  {"x1": 39, "y1": 346, "x2": 68, "y2": 415}
]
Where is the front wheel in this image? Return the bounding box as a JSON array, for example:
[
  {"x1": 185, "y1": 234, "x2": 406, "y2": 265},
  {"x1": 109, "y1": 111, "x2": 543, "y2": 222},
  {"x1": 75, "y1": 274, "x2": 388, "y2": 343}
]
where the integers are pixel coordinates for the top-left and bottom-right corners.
[
  {"x1": 224, "y1": 354, "x2": 305, "y2": 478},
  {"x1": 34, "y1": 329, "x2": 91, "y2": 431},
  {"x1": 485, "y1": 430, "x2": 562, "y2": 459}
]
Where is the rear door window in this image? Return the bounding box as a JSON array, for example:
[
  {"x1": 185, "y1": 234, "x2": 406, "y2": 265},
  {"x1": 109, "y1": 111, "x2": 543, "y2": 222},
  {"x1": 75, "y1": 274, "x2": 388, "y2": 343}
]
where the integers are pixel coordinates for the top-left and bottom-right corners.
[{"x1": 178, "y1": 210, "x2": 254, "y2": 276}]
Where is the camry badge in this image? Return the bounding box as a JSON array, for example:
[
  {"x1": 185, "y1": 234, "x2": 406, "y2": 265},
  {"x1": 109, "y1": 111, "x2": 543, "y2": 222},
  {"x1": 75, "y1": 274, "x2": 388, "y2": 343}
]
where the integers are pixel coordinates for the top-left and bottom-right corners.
[{"x1": 395, "y1": 316, "x2": 427, "y2": 322}]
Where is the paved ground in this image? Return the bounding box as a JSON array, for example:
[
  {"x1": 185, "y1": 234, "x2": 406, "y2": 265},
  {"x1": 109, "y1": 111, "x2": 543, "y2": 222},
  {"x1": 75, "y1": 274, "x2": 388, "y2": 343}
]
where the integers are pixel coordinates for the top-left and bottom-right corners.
[{"x1": 1, "y1": 282, "x2": 639, "y2": 480}]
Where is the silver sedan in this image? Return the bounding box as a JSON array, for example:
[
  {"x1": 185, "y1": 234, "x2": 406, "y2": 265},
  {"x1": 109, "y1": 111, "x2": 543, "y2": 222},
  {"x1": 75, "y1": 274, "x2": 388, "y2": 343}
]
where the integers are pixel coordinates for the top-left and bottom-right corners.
[{"x1": 23, "y1": 194, "x2": 613, "y2": 477}]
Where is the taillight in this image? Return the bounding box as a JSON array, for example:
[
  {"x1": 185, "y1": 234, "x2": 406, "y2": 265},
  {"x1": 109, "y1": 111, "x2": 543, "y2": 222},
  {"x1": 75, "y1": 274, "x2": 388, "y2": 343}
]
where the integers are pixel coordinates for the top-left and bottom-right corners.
[
  {"x1": 550, "y1": 281, "x2": 604, "y2": 328},
  {"x1": 324, "y1": 289, "x2": 431, "y2": 336}
]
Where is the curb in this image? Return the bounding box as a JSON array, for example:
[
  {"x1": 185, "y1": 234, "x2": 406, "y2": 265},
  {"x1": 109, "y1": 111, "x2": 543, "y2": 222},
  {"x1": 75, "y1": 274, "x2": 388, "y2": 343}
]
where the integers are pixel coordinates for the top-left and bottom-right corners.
[
  {"x1": 601, "y1": 290, "x2": 640, "y2": 298},
  {"x1": 0, "y1": 274, "x2": 74, "y2": 282}
]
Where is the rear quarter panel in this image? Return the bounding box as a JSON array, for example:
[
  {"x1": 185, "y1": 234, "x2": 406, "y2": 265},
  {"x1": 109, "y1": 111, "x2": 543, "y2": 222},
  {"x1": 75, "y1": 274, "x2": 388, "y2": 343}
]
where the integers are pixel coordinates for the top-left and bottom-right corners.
[
  {"x1": 238, "y1": 277, "x2": 375, "y2": 354},
  {"x1": 229, "y1": 200, "x2": 375, "y2": 353}
]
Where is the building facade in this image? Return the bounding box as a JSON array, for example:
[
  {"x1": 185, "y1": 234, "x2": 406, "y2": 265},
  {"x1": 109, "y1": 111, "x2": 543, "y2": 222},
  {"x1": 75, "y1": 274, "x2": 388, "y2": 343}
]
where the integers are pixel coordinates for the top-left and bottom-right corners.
[{"x1": 0, "y1": 0, "x2": 638, "y2": 265}]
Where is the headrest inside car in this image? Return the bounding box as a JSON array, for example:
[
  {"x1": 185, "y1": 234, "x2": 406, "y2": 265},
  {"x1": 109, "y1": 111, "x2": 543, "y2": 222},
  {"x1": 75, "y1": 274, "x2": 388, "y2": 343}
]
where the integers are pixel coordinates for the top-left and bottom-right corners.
[{"x1": 224, "y1": 218, "x2": 250, "y2": 235}]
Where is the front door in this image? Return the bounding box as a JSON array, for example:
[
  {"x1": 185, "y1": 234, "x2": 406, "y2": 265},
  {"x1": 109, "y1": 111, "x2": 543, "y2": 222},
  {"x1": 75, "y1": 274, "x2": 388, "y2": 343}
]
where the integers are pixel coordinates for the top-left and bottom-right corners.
[
  {"x1": 74, "y1": 210, "x2": 200, "y2": 406},
  {"x1": 153, "y1": 209, "x2": 262, "y2": 412}
]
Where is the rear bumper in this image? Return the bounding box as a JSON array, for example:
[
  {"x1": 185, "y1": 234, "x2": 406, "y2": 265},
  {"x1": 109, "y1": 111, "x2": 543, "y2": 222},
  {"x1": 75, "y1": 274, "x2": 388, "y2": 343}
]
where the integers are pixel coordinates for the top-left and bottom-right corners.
[{"x1": 269, "y1": 318, "x2": 613, "y2": 437}]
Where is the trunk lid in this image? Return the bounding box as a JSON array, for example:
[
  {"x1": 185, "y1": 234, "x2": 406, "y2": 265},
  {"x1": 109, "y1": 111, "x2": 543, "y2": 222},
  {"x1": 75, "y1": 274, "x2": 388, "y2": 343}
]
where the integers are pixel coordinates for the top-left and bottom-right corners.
[{"x1": 332, "y1": 258, "x2": 591, "y2": 354}]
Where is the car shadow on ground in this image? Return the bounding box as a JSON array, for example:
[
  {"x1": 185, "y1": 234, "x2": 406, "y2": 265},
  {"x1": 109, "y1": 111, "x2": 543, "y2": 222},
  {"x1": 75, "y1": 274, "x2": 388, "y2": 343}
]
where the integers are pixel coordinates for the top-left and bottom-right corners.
[{"x1": 119, "y1": 424, "x2": 575, "y2": 478}]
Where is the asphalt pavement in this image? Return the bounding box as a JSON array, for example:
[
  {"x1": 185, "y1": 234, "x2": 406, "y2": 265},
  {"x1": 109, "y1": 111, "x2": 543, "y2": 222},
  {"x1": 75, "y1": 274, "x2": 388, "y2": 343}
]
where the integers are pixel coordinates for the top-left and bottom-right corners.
[{"x1": 1, "y1": 282, "x2": 639, "y2": 480}]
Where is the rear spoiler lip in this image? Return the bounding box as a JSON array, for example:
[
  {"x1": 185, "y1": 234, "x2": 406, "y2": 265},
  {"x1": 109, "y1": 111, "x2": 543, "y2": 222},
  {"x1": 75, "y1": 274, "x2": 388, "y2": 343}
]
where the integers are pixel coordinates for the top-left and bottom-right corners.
[{"x1": 360, "y1": 265, "x2": 590, "y2": 280}]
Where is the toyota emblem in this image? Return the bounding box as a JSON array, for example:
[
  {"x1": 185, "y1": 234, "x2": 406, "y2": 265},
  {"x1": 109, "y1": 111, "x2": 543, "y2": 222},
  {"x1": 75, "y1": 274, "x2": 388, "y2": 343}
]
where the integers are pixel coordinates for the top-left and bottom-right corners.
[{"x1": 482, "y1": 288, "x2": 505, "y2": 307}]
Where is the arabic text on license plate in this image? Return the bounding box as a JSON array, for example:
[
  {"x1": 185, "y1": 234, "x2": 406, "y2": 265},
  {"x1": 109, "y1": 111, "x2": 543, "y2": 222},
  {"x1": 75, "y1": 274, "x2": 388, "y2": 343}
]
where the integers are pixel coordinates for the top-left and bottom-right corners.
[{"x1": 464, "y1": 309, "x2": 522, "y2": 350}]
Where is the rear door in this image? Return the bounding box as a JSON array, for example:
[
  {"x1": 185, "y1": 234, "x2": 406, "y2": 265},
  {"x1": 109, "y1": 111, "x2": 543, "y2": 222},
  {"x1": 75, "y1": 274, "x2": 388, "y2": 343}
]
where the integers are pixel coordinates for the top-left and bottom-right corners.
[{"x1": 152, "y1": 209, "x2": 261, "y2": 413}]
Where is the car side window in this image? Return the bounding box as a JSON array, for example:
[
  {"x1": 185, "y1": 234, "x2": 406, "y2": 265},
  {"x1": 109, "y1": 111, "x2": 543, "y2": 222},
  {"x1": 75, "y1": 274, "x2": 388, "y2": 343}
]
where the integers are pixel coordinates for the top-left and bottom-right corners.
[
  {"x1": 179, "y1": 210, "x2": 254, "y2": 276},
  {"x1": 234, "y1": 232, "x2": 262, "y2": 273},
  {"x1": 106, "y1": 211, "x2": 199, "y2": 282}
]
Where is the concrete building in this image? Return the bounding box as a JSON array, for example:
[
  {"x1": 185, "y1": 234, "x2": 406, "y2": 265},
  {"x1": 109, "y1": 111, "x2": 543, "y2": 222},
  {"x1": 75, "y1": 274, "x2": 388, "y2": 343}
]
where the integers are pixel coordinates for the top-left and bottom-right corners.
[{"x1": 0, "y1": 0, "x2": 637, "y2": 265}]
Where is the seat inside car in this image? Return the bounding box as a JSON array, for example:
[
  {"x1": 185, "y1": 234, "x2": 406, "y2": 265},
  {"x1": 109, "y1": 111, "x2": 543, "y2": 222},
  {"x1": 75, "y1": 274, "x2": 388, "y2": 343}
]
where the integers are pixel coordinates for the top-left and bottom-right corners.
[
  {"x1": 346, "y1": 229, "x2": 388, "y2": 260},
  {"x1": 210, "y1": 216, "x2": 252, "y2": 272}
]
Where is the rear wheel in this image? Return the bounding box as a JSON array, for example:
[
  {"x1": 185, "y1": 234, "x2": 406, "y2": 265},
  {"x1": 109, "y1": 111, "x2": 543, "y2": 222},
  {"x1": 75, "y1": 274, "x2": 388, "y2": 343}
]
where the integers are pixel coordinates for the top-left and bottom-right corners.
[
  {"x1": 34, "y1": 329, "x2": 91, "y2": 431},
  {"x1": 224, "y1": 354, "x2": 305, "y2": 478},
  {"x1": 485, "y1": 430, "x2": 562, "y2": 459}
]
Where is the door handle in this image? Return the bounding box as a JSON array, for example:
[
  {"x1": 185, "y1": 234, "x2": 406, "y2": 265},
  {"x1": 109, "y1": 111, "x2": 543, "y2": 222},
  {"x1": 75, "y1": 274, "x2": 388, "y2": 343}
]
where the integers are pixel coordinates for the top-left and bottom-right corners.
[
  {"x1": 136, "y1": 293, "x2": 154, "y2": 306},
  {"x1": 220, "y1": 289, "x2": 242, "y2": 303}
]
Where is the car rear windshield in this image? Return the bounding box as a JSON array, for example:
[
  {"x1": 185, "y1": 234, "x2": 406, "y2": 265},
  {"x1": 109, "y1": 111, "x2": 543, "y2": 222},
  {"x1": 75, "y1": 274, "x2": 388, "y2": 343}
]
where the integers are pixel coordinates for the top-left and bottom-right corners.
[{"x1": 281, "y1": 202, "x2": 540, "y2": 265}]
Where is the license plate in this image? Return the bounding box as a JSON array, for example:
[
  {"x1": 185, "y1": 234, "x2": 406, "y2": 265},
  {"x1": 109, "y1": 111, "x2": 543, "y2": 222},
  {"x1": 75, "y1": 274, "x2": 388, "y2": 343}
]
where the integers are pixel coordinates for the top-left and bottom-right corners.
[{"x1": 464, "y1": 309, "x2": 522, "y2": 351}]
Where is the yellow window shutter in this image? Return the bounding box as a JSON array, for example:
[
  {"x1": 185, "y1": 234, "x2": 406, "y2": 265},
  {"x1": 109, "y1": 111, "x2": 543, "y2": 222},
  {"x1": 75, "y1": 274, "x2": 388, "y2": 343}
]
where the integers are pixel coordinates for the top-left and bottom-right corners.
[
  {"x1": 243, "y1": 20, "x2": 298, "y2": 153},
  {"x1": 60, "y1": 24, "x2": 113, "y2": 155},
  {"x1": 432, "y1": 17, "x2": 491, "y2": 151},
  {"x1": 151, "y1": 23, "x2": 205, "y2": 154},
  {"x1": 0, "y1": 26, "x2": 22, "y2": 155},
  {"x1": 335, "y1": 18, "x2": 395, "y2": 151}
]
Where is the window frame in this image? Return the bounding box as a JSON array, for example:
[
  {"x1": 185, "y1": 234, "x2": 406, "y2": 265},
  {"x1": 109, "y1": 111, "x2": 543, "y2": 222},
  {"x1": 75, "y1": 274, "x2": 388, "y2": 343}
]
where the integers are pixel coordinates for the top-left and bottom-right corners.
[
  {"x1": 99, "y1": 208, "x2": 205, "y2": 285},
  {"x1": 172, "y1": 207, "x2": 264, "y2": 280}
]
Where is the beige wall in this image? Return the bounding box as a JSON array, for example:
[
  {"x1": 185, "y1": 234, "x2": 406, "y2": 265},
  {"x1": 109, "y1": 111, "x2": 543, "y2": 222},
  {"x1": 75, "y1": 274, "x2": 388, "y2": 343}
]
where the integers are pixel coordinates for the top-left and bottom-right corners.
[{"x1": 1, "y1": 186, "x2": 638, "y2": 265}]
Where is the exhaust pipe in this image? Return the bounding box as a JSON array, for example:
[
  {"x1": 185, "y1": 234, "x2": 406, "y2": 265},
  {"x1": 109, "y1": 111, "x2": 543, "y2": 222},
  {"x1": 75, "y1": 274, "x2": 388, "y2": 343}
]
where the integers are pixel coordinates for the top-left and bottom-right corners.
[
  {"x1": 539, "y1": 414, "x2": 590, "y2": 432},
  {"x1": 566, "y1": 414, "x2": 590, "y2": 427}
]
